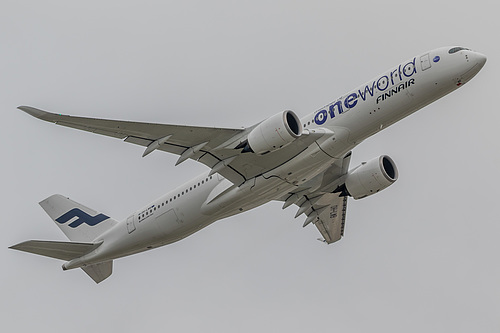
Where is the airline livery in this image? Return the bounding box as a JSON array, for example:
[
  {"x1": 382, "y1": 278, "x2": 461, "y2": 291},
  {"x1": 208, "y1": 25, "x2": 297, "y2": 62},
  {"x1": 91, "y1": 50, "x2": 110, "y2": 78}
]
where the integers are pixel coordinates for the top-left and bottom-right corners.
[{"x1": 10, "y1": 47, "x2": 486, "y2": 283}]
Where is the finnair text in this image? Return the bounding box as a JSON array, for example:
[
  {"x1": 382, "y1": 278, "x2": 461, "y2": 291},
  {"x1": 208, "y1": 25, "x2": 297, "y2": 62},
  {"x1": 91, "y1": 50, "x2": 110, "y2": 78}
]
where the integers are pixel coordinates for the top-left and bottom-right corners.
[{"x1": 314, "y1": 58, "x2": 418, "y2": 125}]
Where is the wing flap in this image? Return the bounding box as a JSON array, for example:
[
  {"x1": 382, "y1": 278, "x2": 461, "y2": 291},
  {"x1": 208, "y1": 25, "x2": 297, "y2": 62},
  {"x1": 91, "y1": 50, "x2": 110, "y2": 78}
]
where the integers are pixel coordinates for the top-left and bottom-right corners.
[{"x1": 124, "y1": 136, "x2": 153, "y2": 146}]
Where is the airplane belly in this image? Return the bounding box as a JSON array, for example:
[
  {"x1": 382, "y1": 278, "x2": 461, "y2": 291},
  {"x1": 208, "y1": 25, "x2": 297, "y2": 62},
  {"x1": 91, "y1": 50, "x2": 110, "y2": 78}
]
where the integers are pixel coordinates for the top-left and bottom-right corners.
[
  {"x1": 201, "y1": 147, "x2": 338, "y2": 219},
  {"x1": 201, "y1": 176, "x2": 294, "y2": 218},
  {"x1": 264, "y1": 148, "x2": 337, "y2": 189}
]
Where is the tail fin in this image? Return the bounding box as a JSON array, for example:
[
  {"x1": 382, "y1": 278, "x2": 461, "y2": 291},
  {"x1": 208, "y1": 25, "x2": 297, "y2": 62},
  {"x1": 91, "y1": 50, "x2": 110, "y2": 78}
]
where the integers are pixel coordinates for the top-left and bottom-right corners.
[{"x1": 39, "y1": 194, "x2": 118, "y2": 242}]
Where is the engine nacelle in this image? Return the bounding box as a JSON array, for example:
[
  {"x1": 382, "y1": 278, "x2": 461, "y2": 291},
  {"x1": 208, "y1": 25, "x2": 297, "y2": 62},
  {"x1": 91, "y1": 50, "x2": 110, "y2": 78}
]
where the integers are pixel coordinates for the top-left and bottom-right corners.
[
  {"x1": 246, "y1": 110, "x2": 302, "y2": 155},
  {"x1": 344, "y1": 155, "x2": 398, "y2": 199}
]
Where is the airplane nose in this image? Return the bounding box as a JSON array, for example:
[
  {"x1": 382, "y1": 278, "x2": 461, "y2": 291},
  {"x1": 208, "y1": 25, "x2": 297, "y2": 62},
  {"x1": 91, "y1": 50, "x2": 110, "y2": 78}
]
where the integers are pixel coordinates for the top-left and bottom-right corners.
[
  {"x1": 475, "y1": 52, "x2": 487, "y2": 68},
  {"x1": 459, "y1": 51, "x2": 487, "y2": 84}
]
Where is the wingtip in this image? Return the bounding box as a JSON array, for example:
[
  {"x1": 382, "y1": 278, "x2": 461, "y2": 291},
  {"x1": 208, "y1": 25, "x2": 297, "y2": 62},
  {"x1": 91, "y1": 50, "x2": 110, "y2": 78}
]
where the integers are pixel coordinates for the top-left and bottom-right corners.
[
  {"x1": 9, "y1": 241, "x2": 27, "y2": 250},
  {"x1": 18, "y1": 106, "x2": 50, "y2": 119}
]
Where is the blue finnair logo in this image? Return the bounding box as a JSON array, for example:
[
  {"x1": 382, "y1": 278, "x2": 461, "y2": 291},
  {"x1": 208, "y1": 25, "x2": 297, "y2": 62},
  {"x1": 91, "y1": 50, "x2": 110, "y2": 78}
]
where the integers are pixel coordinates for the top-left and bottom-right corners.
[{"x1": 56, "y1": 209, "x2": 109, "y2": 228}]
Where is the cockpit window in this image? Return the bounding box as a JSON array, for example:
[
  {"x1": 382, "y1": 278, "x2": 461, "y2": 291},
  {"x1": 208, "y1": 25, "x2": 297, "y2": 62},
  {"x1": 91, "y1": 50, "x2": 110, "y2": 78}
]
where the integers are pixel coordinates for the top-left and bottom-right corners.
[{"x1": 449, "y1": 47, "x2": 470, "y2": 54}]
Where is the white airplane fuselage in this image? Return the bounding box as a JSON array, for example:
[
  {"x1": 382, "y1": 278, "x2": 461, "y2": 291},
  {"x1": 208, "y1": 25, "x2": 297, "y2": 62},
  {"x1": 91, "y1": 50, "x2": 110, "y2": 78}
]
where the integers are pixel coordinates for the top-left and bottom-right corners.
[{"x1": 56, "y1": 47, "x2": 486, "y2": 270}]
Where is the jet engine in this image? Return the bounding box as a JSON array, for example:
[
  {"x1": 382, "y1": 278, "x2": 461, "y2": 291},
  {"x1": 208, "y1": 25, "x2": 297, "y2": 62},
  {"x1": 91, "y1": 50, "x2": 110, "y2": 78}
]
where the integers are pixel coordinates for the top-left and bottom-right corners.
[
  {"x1": 344, "y1": 155, "x2": 398, "y2": 199},
  {"x1": 243, "y1": 110, "x2": 302, "y2": 155}
]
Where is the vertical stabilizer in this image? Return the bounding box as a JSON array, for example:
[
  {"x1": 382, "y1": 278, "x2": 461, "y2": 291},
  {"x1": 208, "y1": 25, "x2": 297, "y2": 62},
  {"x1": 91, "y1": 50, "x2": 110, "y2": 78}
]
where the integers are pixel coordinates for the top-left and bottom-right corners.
[{"x1": 39, "y1": 194, "x2": 118, "y2": 242}]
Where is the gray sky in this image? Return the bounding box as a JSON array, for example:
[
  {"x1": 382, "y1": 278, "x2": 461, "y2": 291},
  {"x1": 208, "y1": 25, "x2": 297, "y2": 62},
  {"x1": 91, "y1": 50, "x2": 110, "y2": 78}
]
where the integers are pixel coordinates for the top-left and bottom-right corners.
[{"x1": 2, "y1": 0, "x2": 499, "y2": 332}]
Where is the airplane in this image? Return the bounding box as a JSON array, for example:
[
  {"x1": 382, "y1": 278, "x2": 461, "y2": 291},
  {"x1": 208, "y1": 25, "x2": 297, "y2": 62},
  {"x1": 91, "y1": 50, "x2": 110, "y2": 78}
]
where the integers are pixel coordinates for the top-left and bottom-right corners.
[{"x1": 10, "y1": 46, "x2": 486, "y2": 283}]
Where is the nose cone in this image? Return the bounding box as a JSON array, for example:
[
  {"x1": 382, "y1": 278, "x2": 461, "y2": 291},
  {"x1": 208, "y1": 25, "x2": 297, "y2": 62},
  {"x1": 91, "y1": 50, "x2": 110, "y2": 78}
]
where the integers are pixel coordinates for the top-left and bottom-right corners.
[
  {"x1": 460, "y1": 50, "x2": 487, "y2": 83},
  {"x1": 475, "y1": 52, "x2": 487, "y2": 69}
]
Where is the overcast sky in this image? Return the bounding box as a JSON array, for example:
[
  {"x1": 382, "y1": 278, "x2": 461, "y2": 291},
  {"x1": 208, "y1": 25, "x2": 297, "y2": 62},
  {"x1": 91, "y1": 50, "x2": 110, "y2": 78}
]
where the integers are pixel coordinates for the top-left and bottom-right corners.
[{"x1": 2, "y1": 1, "x2": 499, "y2": 332}]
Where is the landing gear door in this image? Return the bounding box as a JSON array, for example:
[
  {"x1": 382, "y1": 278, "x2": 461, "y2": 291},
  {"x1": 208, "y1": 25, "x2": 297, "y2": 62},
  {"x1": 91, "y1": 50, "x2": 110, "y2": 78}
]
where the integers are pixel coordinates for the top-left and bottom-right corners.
[{"x1": 126, "y1": 215, "x2": 136, "y2": 233}]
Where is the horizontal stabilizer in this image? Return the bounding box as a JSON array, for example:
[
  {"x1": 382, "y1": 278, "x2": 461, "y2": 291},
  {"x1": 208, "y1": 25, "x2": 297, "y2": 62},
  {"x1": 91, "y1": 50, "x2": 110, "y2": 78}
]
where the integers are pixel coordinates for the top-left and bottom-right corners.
[
  {"x1": 81, "y1": 261, "x2": 113, "y2": 284},
  {"x1": 9, "y1": 240, "x2": 101, "y2": 261}
]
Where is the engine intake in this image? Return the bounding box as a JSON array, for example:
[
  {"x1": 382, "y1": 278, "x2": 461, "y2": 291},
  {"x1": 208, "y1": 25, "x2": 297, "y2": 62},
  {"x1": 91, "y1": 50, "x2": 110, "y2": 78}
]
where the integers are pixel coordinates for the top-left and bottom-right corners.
[
  {"x1": 344, "y1": 155, "x2": 398, "y2": 199},
  {"x1": 244, "y1": 110, "x2": 302, "y2": 155}
]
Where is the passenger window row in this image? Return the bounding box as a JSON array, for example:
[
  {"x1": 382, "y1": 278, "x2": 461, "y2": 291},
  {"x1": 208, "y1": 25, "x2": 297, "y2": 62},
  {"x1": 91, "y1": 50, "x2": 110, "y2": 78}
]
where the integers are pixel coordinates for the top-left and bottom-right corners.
[{"x1": 137, "y1": 176, "x2": 213, "y2": 221}]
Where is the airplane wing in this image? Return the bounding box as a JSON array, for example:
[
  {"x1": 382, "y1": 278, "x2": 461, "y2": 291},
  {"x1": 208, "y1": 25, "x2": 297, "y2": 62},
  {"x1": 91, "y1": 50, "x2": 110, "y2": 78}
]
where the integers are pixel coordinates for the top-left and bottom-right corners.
[
  {"x1": 305, "y1": 194, "x2": 347, "y2": 244},
  {"x1": 281, "y1": 152, "x2": 351, "y2": 244},
  {"x1": 20, "y1": 106, "x2": 324, "y2": 185}
]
